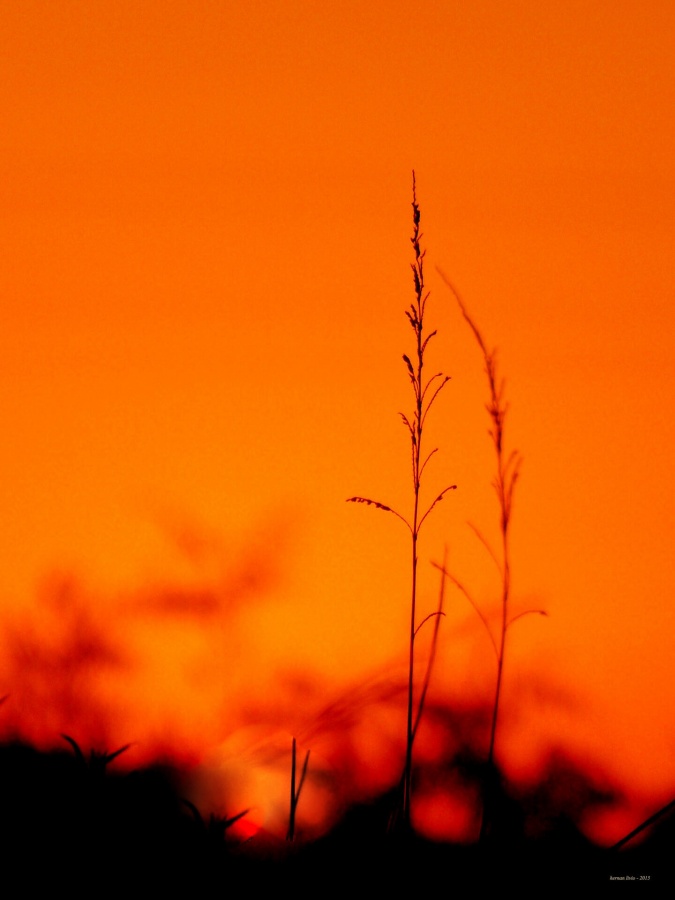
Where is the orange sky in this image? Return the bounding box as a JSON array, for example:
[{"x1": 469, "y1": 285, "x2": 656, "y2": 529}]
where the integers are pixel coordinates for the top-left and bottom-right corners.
[{"x1": 1, "y1": 1, "x2": 674, "y2": 843}]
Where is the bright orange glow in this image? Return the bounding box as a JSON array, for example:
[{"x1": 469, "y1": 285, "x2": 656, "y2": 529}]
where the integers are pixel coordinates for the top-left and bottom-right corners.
[{"x1": 0, "y1": 0, "x2": 674, "y2": 856}]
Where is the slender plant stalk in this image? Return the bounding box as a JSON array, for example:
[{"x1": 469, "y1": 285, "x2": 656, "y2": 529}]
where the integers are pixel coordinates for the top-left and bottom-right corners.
[
  {"x1": 611, "y1": 796, "x2": 675, "y2": 850},
  {"x1": 287, "y1": 736, "x2": 310, "y2": 841},
  {"x1": 348, "y1": 174, "x2": 455, "y2": 831},
  {"x1": 431, "y1": 276, "x2": 547, "y2": 838},
  {"x1": 411, "y1": 545, "x2": 448, "y2": 744},
  {"x1": 437, "y1": 271, "x2": 523, "y2": 840}
]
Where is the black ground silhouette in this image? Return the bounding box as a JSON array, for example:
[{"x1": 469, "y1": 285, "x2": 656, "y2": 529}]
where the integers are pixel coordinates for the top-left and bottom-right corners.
[{"x1": 0, "y1": 737, "x2": 670, "y2": 893}]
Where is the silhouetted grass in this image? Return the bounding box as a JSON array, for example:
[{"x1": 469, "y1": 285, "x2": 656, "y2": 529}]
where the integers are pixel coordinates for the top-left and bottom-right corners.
[
  {"x1": 436, "y1": 272, "x2": 546, "y2": 841},
  {"x1": 348, "y1": 172, "x2": 455, "y2": 830},
  {"x1": 287, "y1": 735, "x2": 310, "y2": 841}
]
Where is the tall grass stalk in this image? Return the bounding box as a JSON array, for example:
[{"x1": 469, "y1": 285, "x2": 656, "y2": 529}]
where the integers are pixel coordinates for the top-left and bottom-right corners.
[
  {"x1": 349, "y1": 174, "x2": 455, "y2": 830},
  {"x1": 438, "y1": 272, "x2": 546, "y2": 839}
]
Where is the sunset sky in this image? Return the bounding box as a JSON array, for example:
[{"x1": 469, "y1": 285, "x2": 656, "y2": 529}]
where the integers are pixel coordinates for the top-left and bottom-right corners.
[{"x1": 1, "y1": 1, "x2": 674, "y2": 843}]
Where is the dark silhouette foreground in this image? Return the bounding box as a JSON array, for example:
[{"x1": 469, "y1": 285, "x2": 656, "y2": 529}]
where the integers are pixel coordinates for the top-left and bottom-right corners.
[{"x1": 0, "y1": 740, "x2": 670, "y2": 892}]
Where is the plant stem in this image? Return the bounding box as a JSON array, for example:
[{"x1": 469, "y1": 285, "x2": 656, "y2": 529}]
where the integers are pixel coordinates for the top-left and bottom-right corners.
[
  {"x1": 438, "y1": 271, "x2": 522, "y2": 841},
  {"x1": 287, "y1": 736, "x2": 310, "y2": 841},
  {"x1": 402, "y1": 175, "x2": 424, "y2": 830},
  {"x1": 402, "y1": 173, "x2": 447, "y2": 830},
  {"x1": 349, "y1": 174, "x2": 453, "y2": 833},
  {"x1": 288, "y1": 736, "x2": 297, "y2": 841}
]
